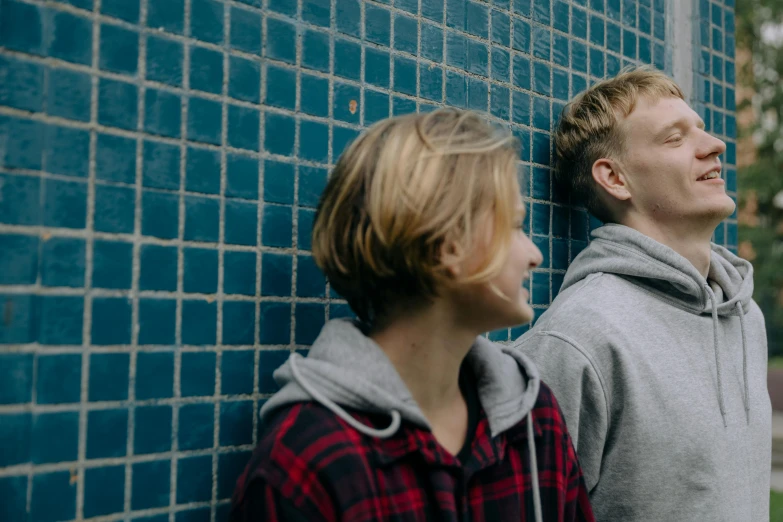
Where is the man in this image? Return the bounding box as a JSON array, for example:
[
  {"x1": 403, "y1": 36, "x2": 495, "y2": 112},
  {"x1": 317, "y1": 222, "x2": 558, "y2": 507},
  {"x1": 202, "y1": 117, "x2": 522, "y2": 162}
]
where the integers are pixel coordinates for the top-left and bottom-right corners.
[
  {"x1": 514, "y1": 66, "x2": 771, "y2": 520},
  {"x1": 231, "y1": 110, "x2": 594, "y2": 521}
]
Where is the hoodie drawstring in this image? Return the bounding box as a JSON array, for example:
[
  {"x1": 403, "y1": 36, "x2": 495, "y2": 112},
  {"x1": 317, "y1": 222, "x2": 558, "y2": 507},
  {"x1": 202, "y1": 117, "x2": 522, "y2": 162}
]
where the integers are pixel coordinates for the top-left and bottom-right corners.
[
  {"x1": 737, "y1": 301, "x2": 750, "y2": 423},
  {"x1": 703, "y1": 285, "x2": 728, "y2": 427},
  {"x1": 289, "y1": 353, "x2": 402, "y2": 438},
  {"x1": 527, "y1": 411, "x2": 543, "y2": 522},
  {"x1": 704, "y1": 286, "x2": 752, "y2": 427}
]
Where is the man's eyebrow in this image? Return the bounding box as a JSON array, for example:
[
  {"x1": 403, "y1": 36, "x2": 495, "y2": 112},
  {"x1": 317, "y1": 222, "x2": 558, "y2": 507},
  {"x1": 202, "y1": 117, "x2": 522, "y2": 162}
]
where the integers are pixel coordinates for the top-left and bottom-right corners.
[{"x1": 654, "y1": 117, "x2": 705, "y2": 139}]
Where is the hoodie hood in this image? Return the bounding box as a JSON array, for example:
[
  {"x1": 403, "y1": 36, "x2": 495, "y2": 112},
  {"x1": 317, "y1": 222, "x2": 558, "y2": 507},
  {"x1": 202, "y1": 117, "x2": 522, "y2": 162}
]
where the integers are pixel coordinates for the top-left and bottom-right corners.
[
  {"x1": 562, "y1": 224, "x2": 754, "y2": 316},
  {"x1": 563, "y1": 224, "x2": 755, "y2": 426},
  {"x1": 261, "y1": 319, "x2": 542, "y2": 438}
]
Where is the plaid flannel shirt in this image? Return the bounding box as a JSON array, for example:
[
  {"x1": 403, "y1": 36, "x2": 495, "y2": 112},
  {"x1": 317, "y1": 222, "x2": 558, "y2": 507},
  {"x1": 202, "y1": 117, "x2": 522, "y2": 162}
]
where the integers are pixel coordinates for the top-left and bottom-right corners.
[{"x1": 230, "y1": 382, "x2": 594, "y2": 522}]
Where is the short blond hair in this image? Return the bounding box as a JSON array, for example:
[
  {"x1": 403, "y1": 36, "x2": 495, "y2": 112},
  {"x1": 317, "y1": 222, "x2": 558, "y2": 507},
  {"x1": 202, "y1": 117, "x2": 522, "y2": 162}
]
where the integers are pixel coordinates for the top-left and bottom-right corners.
[
  {"x1": 312, "y1": 109, "x2": 520, "y2": 327},
  {"x1": 555, "y1": 66, "x2": 684, "y2": 222}
]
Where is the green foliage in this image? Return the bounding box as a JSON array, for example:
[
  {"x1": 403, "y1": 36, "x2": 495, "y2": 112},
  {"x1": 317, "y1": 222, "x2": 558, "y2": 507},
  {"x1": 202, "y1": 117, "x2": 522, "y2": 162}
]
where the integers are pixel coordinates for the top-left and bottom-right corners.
[{"x1": 736, "y1": 0, "x2": 783, "y2": 356}]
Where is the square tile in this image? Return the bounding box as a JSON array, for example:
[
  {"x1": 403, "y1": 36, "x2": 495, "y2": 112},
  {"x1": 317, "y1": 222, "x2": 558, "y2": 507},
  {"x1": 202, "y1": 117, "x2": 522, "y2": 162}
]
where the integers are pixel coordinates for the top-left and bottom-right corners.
[
  {"x1": 179, "y1": 403, "x2": 215, "y2": 450},
  {"x1": 258, "y1": 350, "x2": 289, "y2": 391},
  {"x1": 131, "y1": 460, "x2": 170, "y2": 510},
  {"x1": 141, "y1": 191, "x2": 179, "y2": 239},
  {"x1": 47, "y1": 9, "x2": 93, "y2": 65},
  {"x1": 302, "y1": 29, "x2": 330, "y2": 72},
  {"x1": 227, "y1": 154, "x2": 259, "y2": 199},
  {"x1": 0, "y1": 413, "x2": 31, "y2": 466},
  {"x1": 190, "y1": 0, "x2": 224, "y2": 44},
  {"x1": 303, "y1": 0, "x2": 331, "y2": 26},
  {"x1": 365, "y1": 48, "x2": 391, "y2": 88},
  {"x1": 91, "y1": 297, "x2": 132, "y2": 345},
  {"x1": 261, "y1": 205, "x2": 293, "y2": 248},
  {"x1": 230, "y1": 6, "x2": 262, "y2": 54},
  {"x1": 218, "y1": 451, "x2": 252, "y2": 499},
  {"x1": 177, "y1": 455, "x2": 213, "y2": 503},
  {"x1": 96, "y1": 133, "x2": 137, "y2": 184},
  {"x1": 219, "y1": 401, "x2": 253, "y2": 446},
  {"x1": 32, "y1": 411, "x2": 79, "y2": 464},
  {"x1": 88, "y1": 353, "x2": 130, "y2": 401},
  {"x1": 184, "y1": 247, "x2": 218, "y2": 294},
  {"x1": 259, "y1": 303, "x2": 291, "y2": 345},
  {"x1": 102, "y1": 0, "x2": 140, "y2": 22},
  {"x1": 184, "y1": 195, "x2": 220, "y2": 242},
  {"x1": 264, "y1": 112, "x2": 295, "y2": 156},
  {"x1": 136, "y1": 352, "x2": 175, "y2": 399},
  {"x1": 39, "y1": 236, "x2": 83, "y2": 288},
  {"x1": 299, "y1": 121, "x2": 329, "y2": 163},
  {"x1": 100, "y1": 23, "x2": 139, "y2": 75},
  {"x1": 181, "y1": 352, "x2": 217, "y2": 397},
  {"x1": 98, "y1": 78, "x2": 138, "y2": 131},
  {"x1": 0, "y1": 294, "x2": 37, "y2": 344},
  {"x1": 266, "y1": 18, "x2": 296, "y2": 63},
  {"x1": 182, "y1": 300, "x2": 218, "y2": 345},
  {"x1": 0, "y1": 476, "x2": 28, "y2": 522},
  {"x1": 187, "y1": 96, "x2": 223, "y2": 145},
  {"x1": 336, "y1": 0, "x2": 361, "y2": 35},
  {"x1": 0, "y1": 173, "x2": 41, "y2": 226},
  {"x1": 229, "y1": 56, "x2": 261, "y2": 103},
  {"x1": 365, "y1": 90, "x2": 390, "y2": 125},
  {"x1": 395, "y1": 14, "x2": 418, "y2": 54},
  {"x1": 86, "y1": 408, "x2": 128, "y2": 459},
  {"x1": 38, "y1": 296, "x2": 84, "y2": 345},
  {"x1": 134, "y1": 405, "x2": 172, "y2": 454},
  {"x1": 261, "y1": 253, "x2": 293, "y2": 296},
  {"x1": 44, "y1": 125, "x2": 89, "y2": 178},
  {"x1": 37, "y1": 353, "x2": 82, "y2": 403},
  {"x1": 43, "y1": 179, "x2": 87, "y2": 229},
  {"x1": 148, "y1": 0, "x2": 185, "y2": 34},
  {"x1": 0, "y1": 234, "x2": 39, "y2": 285},
  {"x1": 0, "y1": 354, "x2": 33, "y2": 404},
  {"x1": 146, "y1": 34, "x2": 184, "y2": 86},
  {"x1": 30, "y1": 471, "x2": 76, "y2": 522},
  {"x1": 295, "y1": 303, "x2": 325, "y2": 345},
  {"x1": 221, "y1": 350, "x2": 255, "y2": 393},
  {"x1": 225, "y1": 199, "x2": 258, "y2": 246},
  {"x1": 186, "y1": 146, "x2": 221, "y2": 195},
  {"x1": 0, "y1": 0, "x2": 45, "y2": 56},
  {"x1": 84, "y1": 466, "x2": 125, "y2": 518},
  {"x1": 0, "y1": 115, "x2": 43, "y2": 170},
  {"x1": 228, "y1": 105, "x2": 260, "y2": 151},
  {"x1": 138, "y1": 299, "x2": 176, "y2": 345},
  {"x1": 300, "y1": 74, "x2": 329, "y2": 117},
  {"x1": 145, "y1": 89, "x2": 182, "y2": 138},
  {"x1": 223, "y1": 302, "x2": 256, "y2": 345},
  {"x1": 95, "y1": 184, "x2": 135, "y2": 233},
  {"x1": 143, "y1": 140, "x2": 181, "y2": 189},
  {"x1": 224, "y1": 251, "x2": 257, "y2": 296},
  {"x1": 190, "y1": 45, "x2": 224, "y2": 95}
]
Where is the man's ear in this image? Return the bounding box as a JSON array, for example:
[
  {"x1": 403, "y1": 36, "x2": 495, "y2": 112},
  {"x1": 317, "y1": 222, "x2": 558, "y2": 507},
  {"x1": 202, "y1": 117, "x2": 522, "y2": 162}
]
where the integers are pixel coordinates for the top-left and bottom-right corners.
[{"x1": 592, "y1": 158, "x2": 631, "y2": 202}]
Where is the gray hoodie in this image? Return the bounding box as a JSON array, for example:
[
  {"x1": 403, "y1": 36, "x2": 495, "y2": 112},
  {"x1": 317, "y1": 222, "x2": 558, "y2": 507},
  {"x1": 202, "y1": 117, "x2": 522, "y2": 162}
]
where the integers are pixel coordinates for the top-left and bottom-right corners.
[
  {"x1": 261, "y1": 319, "x2": 547, "y2": 521},
  {"x1": 514, "y1": 224, "x2": 771, "y2": 521}
]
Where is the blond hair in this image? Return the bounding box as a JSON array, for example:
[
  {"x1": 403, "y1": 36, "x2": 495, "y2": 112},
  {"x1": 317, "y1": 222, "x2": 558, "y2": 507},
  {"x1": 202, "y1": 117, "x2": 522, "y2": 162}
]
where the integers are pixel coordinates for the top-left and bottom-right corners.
[
  {"x1": 555, "y1": 66, "x2": 684, "y2": 222},
  {"x1": 312, "y1": 109, "x2": 520, "y2": 327}
]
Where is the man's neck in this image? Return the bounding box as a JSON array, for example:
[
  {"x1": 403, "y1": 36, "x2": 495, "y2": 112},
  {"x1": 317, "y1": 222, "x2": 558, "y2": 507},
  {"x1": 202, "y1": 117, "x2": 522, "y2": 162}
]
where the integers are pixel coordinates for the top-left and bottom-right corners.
[{"x1": 623, "y1": 215, "x2": 715, "y2": 278}]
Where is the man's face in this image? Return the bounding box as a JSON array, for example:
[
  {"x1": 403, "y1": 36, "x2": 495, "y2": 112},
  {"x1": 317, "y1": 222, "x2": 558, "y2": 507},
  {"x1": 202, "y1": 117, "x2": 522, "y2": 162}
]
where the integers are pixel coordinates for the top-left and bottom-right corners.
[{"x1": 614, "y1": 96, "x2": 734, "y2": 226}]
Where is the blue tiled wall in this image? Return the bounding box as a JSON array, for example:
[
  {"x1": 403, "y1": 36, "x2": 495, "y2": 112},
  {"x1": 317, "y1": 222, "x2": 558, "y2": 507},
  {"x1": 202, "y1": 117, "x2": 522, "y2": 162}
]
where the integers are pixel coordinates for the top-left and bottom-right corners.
[
  {"x1": 0, "y1": 0, "x2": 733, "y2": 520},
  {"x1": 696, "y1": 0, "x2": 738, "y2": 248}
]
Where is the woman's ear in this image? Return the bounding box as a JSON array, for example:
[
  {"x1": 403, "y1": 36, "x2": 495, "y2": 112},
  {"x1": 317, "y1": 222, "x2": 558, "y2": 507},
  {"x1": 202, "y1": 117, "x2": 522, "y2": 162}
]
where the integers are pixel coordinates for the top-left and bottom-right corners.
[{"x1": 439, "y1": 239, "x2": 464, "y2": 279}]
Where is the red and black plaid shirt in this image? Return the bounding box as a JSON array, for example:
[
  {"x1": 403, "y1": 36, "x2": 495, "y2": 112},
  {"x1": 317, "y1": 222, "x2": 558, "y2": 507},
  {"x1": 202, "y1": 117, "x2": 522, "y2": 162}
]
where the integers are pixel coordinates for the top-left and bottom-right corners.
[{"x1": 230, "y1": 382, "x2": 594, "y2": 522}]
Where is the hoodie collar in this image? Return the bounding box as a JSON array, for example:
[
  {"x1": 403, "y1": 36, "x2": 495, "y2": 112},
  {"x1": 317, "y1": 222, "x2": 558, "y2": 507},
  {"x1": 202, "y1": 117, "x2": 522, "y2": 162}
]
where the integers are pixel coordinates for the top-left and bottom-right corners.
[
  {"x1": 563, "y1": 224, "x2": 754, "y2": 316},
  {"x1": 261, "y1": 320, "x2": 541, "y2": 438}
]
